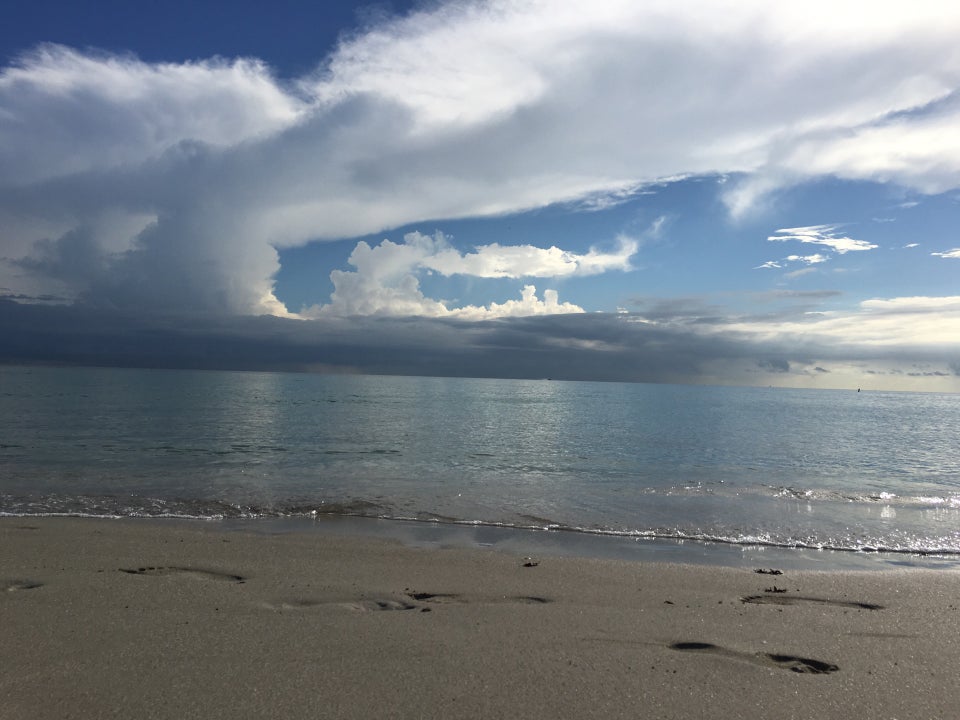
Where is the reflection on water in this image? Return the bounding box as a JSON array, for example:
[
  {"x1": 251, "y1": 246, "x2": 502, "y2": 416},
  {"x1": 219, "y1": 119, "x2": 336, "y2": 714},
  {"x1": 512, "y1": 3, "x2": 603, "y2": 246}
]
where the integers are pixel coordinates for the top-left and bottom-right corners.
[{"x1": 2, "y1": 366, "x2": 959, "y2": 556}]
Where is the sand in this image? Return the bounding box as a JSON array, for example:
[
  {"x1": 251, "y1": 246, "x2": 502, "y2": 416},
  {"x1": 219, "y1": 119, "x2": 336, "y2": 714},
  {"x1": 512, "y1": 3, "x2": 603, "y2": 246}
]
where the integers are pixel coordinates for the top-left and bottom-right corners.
[{"x1": 2, "y1": 517, "x2": 958, "y2": 719}]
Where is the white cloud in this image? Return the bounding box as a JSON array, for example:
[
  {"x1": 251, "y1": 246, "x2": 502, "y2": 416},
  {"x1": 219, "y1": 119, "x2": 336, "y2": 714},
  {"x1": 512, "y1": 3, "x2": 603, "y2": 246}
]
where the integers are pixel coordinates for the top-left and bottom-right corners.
[
  {"x1": 302, "y1": 231, "x2": 606, "y2": 318},
  {"x1": 397, "y1": 232, "x2": 637, "y2": 279},
  {"x1": 567, "y1": 183, "x2": 656, "y2": 212},
  {"x1": 761, "y1": 100, "x2": 960, "y2": 196},
  {"x1": 784, "y1": 253, "x2": 828, "y2": 265},
  {"x1": 0, "y1": 45, "x2": 304, "y2": 186},
  {"x1": 768, "y1": 225, "x2": 878, "y2": 253},
  {"x1": 719, "y1": 296, "x2": 960, "y2": 348},
  {"x1": 308, "y1": 275, "x2": 584, "y2": 320},
  {"x1": 453, "y1": 286, "x2": 585, "y2": 321},
  {"x1": 624, "y1": 296, "x2": 960, "y2": 372},
  {"x1": 3, "y1": 1, "x2": 960, "y2": 315},
  {"x1": 932, "y1": 248, "x2": 960, "y2": 258},
  {"x1": 755, "y1": 248, "x2": 830, "y2": 271},
  {"x1": 343, "y1": 229, "x2": 634, "y2": 284}
]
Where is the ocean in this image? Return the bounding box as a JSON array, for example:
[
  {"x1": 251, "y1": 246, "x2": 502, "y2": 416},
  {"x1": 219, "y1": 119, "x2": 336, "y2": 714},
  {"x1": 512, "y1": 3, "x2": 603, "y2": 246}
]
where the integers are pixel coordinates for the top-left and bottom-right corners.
[{"x1": 2, "y1": 365, "x2": 959, "y2": 568}]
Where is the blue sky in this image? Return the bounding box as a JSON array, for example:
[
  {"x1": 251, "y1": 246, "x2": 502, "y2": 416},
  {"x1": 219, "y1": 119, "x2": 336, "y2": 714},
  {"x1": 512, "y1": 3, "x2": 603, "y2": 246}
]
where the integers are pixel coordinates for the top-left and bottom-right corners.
[{"x1": 1, "y1": 1, "x2": 959, "y2": 389}]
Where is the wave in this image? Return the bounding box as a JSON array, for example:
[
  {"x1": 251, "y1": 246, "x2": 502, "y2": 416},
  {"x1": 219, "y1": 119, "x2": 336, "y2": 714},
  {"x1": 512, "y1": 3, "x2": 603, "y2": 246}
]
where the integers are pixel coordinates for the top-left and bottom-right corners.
[
  {"x1": 767, "y1": 484, "x2": 960, "y2": 509},
  {"x1": 4, "y1": 492, "x2": 960, "y2": 559}
]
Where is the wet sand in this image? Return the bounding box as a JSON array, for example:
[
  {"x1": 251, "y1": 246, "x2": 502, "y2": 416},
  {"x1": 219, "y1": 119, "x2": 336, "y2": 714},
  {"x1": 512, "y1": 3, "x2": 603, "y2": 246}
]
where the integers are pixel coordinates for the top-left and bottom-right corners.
[{"x1": 2, "y1": 517, "x2": 958, "y2": 719}]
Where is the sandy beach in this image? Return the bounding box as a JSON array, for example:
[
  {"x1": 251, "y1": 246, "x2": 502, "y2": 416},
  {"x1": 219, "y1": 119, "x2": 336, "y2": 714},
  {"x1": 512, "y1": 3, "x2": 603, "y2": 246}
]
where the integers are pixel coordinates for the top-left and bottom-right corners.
[{"x1": 2, "y1": 517, "x2": 958, "y2": 719}]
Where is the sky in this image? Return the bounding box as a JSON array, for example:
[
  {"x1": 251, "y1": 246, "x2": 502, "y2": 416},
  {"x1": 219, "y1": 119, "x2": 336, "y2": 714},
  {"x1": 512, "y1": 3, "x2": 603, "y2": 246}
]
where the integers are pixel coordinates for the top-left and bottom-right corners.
[{"x1": 1, "y1": 0, "x2": 959, "y2": 391}]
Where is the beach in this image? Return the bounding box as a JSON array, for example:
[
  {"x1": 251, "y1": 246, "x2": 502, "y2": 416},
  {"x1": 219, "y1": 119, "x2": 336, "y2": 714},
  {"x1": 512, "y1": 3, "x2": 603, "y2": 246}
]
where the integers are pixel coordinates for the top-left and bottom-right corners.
[{"x1": 2, "y1": 517, "x2": 958, "y2": 719}]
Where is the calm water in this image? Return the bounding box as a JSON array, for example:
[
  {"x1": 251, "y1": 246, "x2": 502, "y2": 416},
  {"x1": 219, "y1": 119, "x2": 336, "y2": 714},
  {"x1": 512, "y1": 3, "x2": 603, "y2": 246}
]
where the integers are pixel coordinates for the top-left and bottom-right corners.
[{"x1": 2, "y1": 366, "x2": 959, "y2": 561}]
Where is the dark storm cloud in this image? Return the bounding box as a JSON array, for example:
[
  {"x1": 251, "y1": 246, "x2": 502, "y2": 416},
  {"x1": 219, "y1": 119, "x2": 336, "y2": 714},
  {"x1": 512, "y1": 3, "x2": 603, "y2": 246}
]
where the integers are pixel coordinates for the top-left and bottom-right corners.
[
  {"x1": 3, "y1": 301, "x2": 956, "y2": 389},
  {"x1": 0, "y1": 300, "x2": 723, "y2": 381},
  {"x1": 757, "y1": 358, "x2": 791, "y2": 373}
]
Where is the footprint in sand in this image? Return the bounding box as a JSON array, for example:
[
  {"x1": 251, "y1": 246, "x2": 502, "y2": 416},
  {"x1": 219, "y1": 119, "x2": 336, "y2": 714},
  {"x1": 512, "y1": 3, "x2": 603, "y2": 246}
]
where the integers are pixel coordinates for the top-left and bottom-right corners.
[
  {"x1": 741, "y1": 595, "x2": 882, "y2": 610},
  {"x1": 262, "y1": 597, "x2": 420, "y2": 612},
  {"x1": 118, "y1": 566, "x2": 246, "y2": 583},
  {"x1": 670, "y1": 641, "x2": 839, "y2": 674},
  {"x1": 4, "y1": 580, "x2": 43, "y2": 592},
  {"x1": 345, "y1": 599, "x2": 420, "y2": 612},
  {"x1": 262, "y1": 591, "x2": 554, "y2": 613},
  {"x1": 406, "y1": 591, "x2": 553, "y2": 605}
]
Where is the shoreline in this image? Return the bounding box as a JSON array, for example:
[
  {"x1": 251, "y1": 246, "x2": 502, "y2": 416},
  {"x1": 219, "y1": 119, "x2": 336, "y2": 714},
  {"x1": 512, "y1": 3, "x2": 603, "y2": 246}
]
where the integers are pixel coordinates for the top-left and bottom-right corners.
[
  {"x1": 5, "y1": 511, "x2": 959, "y2": 572},
  {"x1": 4, "y1": 516, "x2": 960, "y2": 719},
  {"x1": 231, "y1": 513, "x2": 960, "y2": 571}
]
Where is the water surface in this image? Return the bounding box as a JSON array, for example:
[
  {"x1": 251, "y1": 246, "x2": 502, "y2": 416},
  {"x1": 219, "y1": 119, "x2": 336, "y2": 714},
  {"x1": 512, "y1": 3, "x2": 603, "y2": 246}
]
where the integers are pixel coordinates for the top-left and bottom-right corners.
[{"x1": 2, "y1": 366, "x2": 958, "y2": 564}]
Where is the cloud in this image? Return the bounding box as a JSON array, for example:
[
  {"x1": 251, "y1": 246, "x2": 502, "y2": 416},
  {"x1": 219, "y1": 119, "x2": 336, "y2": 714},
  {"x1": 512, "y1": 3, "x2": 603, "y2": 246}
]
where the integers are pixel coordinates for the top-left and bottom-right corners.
[
  {"x1": 300, "y1": 230, "x2": 633, "y2": 318},
  {"x1": 768, "y1": 290, "x2": 843, "y2": 299},
  {"x1": 353, "y1": 231, "x2": 637, "y2": 280},
  {"x1": 710, "y1": 296, "x2": 960, "y2": 348},
  {"x1": 621, "y1": 292, "x2": 960, "y2": 375},
  {"x1": 739, "y1": 93, "x2": 960, "y2": 202},
  {"x1": 931, "y1": 248, "x2": 960, "y2": 258},
  {"x1": 757, "y1": 358, "x2": 791, "y2": 373},
  {"x1": 768, "y1": 225, "x2": 878, "y2": 254},
  {"x1": 3, "y1": 2, "x2": 960, "y2": 315},
  {"x1": 0, "y1": 45, "x2": 304, "y2": 186},
  {"x1": 3, "y1": 293, "x2": 958, "y2": 391},
  {"x1": 566, "y1": 183, "x2": 656, "y2": 212},
  {"x1": 756, "y1": 225, "x2": 876, "y2": 272},
  {"x1": 784, "y1": 254, "x2": 829, "y2": 265}
]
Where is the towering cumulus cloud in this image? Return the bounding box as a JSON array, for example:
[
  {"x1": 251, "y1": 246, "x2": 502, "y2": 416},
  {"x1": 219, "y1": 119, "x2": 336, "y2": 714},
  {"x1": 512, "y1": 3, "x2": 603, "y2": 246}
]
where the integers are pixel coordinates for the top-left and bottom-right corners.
[{"x1": 2, "y1": 0, "x2": 960, "y2": 318}]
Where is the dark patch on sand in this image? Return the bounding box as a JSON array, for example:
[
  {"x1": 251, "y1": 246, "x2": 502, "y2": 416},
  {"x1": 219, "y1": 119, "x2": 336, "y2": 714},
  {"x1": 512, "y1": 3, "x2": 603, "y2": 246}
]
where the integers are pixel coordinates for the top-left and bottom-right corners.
[
  {"x1": 741, "y1": 595, "x2": 882, "y2": 610},
  {"x1": 407, "y1": 592, "x2": 461, "y2": 603},
  {"x1": 670, "y1": 641, "x2": 839, "y2": 674}
]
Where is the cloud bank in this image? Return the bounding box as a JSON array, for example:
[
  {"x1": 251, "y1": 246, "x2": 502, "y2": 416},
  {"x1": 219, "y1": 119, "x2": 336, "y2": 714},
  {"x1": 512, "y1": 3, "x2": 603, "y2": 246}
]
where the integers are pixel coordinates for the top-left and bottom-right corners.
[
  {"x1": 4, "y1": 1, "x2": 960, "y2": 317},
  {"x1": 2, "y1": 293, "x2": 958, "y2": 391}
]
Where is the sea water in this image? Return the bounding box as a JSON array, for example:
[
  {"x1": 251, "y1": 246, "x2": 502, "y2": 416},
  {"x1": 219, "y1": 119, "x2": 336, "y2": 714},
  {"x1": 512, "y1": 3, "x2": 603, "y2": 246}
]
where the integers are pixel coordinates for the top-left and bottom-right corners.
[{"x1": 2, "y1": 365, "x2": 958, "y2": 564}]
